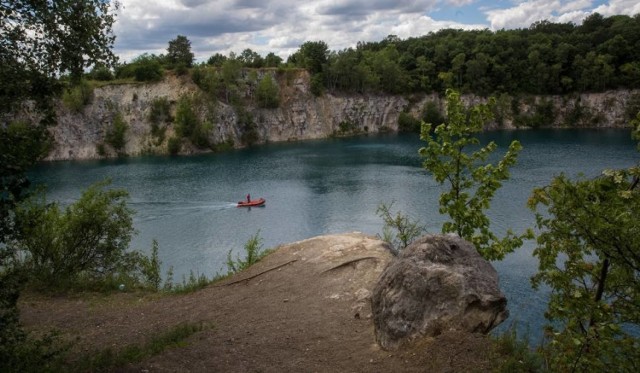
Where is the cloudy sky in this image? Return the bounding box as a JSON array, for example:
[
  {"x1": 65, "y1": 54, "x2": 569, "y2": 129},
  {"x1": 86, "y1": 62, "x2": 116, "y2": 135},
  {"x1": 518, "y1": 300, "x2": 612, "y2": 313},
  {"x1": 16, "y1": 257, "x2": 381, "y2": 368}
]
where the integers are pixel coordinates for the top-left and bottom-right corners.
[{"x1": 113, "y1": 0, "x2": 640, "y2": 62}]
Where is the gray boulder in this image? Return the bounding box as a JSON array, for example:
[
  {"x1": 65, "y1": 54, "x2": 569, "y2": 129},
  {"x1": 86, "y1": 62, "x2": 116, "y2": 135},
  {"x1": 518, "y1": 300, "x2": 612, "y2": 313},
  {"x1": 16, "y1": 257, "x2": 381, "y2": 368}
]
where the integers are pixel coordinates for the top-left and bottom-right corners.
[{"x1": 371, "y1": 234, "x2": 509, "y2": 350}]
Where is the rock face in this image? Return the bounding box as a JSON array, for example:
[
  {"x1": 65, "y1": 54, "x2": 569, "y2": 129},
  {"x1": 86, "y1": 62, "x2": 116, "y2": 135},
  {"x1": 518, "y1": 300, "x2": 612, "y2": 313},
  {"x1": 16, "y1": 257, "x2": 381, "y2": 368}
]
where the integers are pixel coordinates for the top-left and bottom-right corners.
[
  {"x1": 40, "y1": 69, "x2": 639, "y2": 161},
  {"x1": 371, "y1": 234, "x2": 508, "y2": 350}
]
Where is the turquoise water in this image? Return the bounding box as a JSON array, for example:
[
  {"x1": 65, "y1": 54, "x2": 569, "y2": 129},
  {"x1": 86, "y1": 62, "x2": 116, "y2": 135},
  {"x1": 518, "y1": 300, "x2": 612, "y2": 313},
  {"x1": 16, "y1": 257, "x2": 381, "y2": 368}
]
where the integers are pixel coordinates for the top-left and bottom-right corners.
[{"x1": 30, "y1": 129, "x2": 638, "y2": 341}]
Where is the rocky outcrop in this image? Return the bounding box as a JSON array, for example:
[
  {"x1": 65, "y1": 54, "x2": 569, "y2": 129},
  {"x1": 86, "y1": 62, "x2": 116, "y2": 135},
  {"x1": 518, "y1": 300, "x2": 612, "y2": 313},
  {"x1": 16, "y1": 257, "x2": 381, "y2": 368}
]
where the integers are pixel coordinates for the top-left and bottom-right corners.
[
  {"x1": 43, "y1": 69, "x2": 639, "y2": 161},
  {"x1": 371, "y1": 234, "x2": 508, "y2": 350}
]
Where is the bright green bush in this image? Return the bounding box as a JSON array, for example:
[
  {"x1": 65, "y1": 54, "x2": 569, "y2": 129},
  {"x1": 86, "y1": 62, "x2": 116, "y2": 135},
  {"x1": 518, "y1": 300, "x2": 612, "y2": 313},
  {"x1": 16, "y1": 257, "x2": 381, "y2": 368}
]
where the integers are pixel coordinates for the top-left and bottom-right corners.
[{"x1": 13, "y1": 180, "x2": 156, "y2": 290}]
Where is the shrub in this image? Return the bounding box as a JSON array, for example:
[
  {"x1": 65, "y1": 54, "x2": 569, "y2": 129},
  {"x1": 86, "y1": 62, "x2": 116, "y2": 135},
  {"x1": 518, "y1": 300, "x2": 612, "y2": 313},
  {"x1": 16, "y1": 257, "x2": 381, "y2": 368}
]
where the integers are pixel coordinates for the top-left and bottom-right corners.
[
  {"x1": 256, "y1": 74, "x2": 280, "y2": 108},
  {"x1": 421, "y1": 101, "x2": 445, "y2": 127},
  {"x1": 226, "y1": 231, "x2": 267, "y2": 273},
  {"x1": 310, "y1": 73, "x2": 324, "y2": 96},
  {"x1": 134, "y1": 61, "x2": 163, "y2": 82},
  {"x1": 89, "y1": 65, "x2": 114, "y2": 81},
  {"x1": 398, "y1": 112, "x2": 421, "y2": 133},
  {"x1": 175, "y1": 96, "x2": 198, "y2": 138},
  {"x1": 62, "y1": 80, "x2": 93, "y2": 113},
  {"x1": 376, "y1": 202, "x2": 425, "y2": 254},
  {"x1": 13, "y1": 180, "x2": 153, "y2": 290},
  {"x1": 167, "y1": 136, "x2": 181, "y2": 154},
  {"x1": 105, "y1": 113, "x2": 128, "y2": 151}
]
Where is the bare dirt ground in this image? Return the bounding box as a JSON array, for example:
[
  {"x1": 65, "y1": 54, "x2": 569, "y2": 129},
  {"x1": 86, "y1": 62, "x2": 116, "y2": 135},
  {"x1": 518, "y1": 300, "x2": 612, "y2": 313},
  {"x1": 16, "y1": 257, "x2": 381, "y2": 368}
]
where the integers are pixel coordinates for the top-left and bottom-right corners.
[{"x1": 20, "y1": 232, "x2": 497, "y2": 372}]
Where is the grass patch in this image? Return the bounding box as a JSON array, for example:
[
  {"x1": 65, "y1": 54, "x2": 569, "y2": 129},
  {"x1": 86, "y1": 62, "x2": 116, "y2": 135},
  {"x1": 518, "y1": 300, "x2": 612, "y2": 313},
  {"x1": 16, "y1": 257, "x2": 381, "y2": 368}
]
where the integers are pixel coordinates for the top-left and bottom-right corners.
[
  {"x1": 491, "y1": 328, "x2": 545, "y2": 372},
  {"x1": 74, "y1": 322, "x2": 209, "y2": 372}
]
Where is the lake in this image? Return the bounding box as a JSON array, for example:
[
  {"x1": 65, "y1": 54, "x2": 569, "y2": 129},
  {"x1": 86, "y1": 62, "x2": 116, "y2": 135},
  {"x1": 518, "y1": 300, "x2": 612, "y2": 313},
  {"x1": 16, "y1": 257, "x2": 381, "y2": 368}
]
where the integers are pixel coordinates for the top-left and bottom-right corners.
[{"x1": 30, "y1": 129, "x2": 638, "y2": 341}]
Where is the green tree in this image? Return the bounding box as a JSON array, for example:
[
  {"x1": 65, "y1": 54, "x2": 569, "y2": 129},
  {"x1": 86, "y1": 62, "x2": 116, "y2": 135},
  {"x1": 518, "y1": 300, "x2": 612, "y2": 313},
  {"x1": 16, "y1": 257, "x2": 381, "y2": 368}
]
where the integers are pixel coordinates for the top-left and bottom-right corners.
[
  {"x1": 2, "y1": 0, "x2": 120, "y2": 368},
  {"x1": 295, "y1": 41, "x2": 329, "y2": 74},
  {"x1": 256, "y1": 74, "x2": 280, "y2": 108},
  {"x1": 167, "y1": 35, "x2": 194, "y2": 68},
  {"x1": 419, "y1": 89, "x2": 530, "y2": 260},
  {"x1": 528, "y1": 166, "x2": 640, "y2": 371},
  {"x1": 207, "y1": 53, "x2": 227, "y2": 66},
  {"x1": 264, "y1": 52, "x2": 283, "y2": 67},
  {"x1": 12, "y1": 180, "x2": 140, "y2": 288}
]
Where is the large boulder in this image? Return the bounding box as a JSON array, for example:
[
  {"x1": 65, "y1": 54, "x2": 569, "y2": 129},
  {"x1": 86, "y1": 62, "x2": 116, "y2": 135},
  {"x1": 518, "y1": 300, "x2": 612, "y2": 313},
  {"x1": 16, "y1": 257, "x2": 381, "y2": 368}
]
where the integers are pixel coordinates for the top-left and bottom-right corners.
[{"x1": 371, "y1": 234, "x2": 509, "y2": 350}]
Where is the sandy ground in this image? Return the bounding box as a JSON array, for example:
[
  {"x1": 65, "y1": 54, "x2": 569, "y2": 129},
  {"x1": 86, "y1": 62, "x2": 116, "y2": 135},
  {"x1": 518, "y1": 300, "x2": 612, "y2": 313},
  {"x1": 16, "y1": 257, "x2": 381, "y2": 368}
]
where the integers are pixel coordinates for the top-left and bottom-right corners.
[{"x1": 20, "y1": 232, "x2": 497, "y2": 372}]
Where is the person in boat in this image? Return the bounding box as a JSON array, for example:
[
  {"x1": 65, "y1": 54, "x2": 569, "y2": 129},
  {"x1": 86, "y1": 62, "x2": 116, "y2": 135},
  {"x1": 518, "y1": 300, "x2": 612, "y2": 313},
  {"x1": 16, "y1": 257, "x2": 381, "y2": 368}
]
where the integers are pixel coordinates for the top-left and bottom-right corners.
[{"x1": 246, "y1": 194, "x2": 251, "y2": 203}]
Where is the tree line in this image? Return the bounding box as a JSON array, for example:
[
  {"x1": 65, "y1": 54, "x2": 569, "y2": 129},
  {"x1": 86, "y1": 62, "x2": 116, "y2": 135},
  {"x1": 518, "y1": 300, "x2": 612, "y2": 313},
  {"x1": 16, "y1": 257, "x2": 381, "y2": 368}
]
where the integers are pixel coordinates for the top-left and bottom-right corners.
[{"x1": 97, "y1": 13, "x2": 640, "y2": 99}]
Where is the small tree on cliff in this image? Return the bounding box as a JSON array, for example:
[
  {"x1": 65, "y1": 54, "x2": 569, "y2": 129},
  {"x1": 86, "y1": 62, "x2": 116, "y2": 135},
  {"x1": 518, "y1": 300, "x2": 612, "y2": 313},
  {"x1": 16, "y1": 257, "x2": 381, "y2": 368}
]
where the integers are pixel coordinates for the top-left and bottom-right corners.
[
  {"x1": 257, "y1": 74, "x2": 280, "y2": 108},
  {"x1": 526, "y1": 115, "x2": 640, "y2": 371},
  {"x1": 167, "y1": 35, "x2": 194, "y2": 68},
  {"x1": 419, "y1": 89, "x2": 531, "y2": 260}
]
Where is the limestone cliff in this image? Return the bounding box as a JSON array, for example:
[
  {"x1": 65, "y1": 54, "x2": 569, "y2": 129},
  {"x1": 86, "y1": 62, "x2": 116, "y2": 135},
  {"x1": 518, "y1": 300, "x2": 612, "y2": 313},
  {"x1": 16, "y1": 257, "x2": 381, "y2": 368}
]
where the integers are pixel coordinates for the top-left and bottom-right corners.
[{"x1": 45, "y1": 70, "x2": 639, "y2": 161}]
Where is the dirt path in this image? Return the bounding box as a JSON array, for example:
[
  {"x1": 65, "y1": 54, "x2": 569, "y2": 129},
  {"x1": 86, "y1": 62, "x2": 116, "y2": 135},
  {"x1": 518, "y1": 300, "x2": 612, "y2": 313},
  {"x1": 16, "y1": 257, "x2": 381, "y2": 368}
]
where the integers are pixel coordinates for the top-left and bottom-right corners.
[{"x1": 20, "y1": 233, "x2": 496, "y2": 372}]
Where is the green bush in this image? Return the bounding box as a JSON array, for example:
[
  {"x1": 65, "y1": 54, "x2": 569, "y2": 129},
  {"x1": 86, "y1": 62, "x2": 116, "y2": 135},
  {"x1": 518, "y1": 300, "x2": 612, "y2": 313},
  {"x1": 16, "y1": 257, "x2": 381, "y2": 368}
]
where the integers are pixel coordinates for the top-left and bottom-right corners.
[
  {"x1": 148, "y1": 97, "x2": 172, "y2": 145},
  {"x1": 398, "y1": 112, "x2": 421, "y2": 133},
  {"x1": 88, "y1": 65, "x2": 114, "y2": 81},
  {"x1": 105, "y1": 113, "x2": 128, "y2": 151},
  {"x1": 134, "y1": 61, "x2": 163, "y2": 82},
  {"x1": 175, "y1": 96, "x2": 198, "y2": 138},
  {"x1": 226, "y1": 231, "x2": 268, "y2": 273},
  {"x1": 13, "y1": 180, "x2": 155, "y2": 290},
  {"x1": 167, "y1": 136, "x2": 181, "y2": 154},
  {"x1": 256, "y1": 74, "x2": 280, "y2": 108},
  {"x1": 376, "y1": 202, "x2": 425, "y2": 254},
  {"x1": 62, "y1": 80, "x2": 93, "y2": 113},
  {"x1": 421, "y1": 101, "x2": 445, "y2": 127},
  {"x1": 310, "y1": 73, "x2": 324, "y2": 96}
]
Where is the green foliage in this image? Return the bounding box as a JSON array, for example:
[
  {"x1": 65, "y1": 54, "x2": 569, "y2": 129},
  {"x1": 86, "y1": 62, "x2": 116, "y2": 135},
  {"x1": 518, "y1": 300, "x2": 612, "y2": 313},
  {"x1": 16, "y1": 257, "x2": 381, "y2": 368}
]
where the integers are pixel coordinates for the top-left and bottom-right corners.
[
  {"x1": 310, "y1": 73, "x2": 325, "y2": 96},
  {"x1": 62, "y1": 80, "x2": 94, "y2": 113},
  {"x1": 75, "y1": 322, "x2": 207, "y2": 372},
  {"x1": 398, "y1": 112, "x2": 421, "y2": 133},
  {"x1": 256, "y1": 74, "x2": 280, "y2": 108},
  {"x1": 148, "y1": 97, "x2": 171, "y2": 145},
  {"x1": 419, "y1": 89, "x2": 531, "y2": 260},
  {"x1": 528, "y1": 167, "x2": 640, "y2": 372},
  {"x1": 292, "y1": 41, "x2": 329, "y2": 74},
  {"x1": 11, "y1": 180, "x2": 156, "y2": 290},
  {"x1": 514, "y1": 99, "x2": 555, "y2": 128},
  {"x1": 491, "y1": 328, "x2": 545, "y2": 372},
  {"x1": 167, "y1": 136, "x2": 182, "y2": 155},
  {"x1": 376, "y1": 202, "x2": 425, "y2": 255},
  {"x1": 167, "y1": 35, "x2": 194, "y2": 68},
  {"x1": 1, "y1": 1, "x2": 119, "y2": 368},
  {"x1": 226, "y1": 231, "x2": 267, "y2": 273},
  {"x1": 175, "y1": 95, "x2": 210, "y2": 148},
  {"x1": 115, "y1": 54, "x2": 164, "y2": 82},
  {"x1": 88, "y1": 65, "x2": 114, "y2": 81},
  {"x1": 334, "y1": 120, "x2": 359, "y2": 136},
  {"x1": 421, "y1": 101, "x2": 445, "y2": 127},
  {"x1": 207, "y1": 53, "x2": 227, "y2": 67},
  {"x1": 105, "y1": 113, "x2": 128, "y2": 151},
  {"x1": 142, "y1": 240, "x2": 162, "y2": 291},
  {"x1": 624, "y1": 92, "x2": 640, "y2": 121}
]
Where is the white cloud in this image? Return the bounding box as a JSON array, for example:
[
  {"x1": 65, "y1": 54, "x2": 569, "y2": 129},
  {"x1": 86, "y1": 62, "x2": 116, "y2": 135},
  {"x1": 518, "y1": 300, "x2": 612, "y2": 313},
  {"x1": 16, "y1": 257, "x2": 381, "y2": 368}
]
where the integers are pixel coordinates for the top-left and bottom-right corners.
[
  {"x1": 592, "y1": 0, "x2": 640, "y2": 17},
  {"x1": 112, "y1": 0, "x2": 639, "y2": 63},
  {"x1": 486, "y1": 0, "x2": 639, "y2": 30}
]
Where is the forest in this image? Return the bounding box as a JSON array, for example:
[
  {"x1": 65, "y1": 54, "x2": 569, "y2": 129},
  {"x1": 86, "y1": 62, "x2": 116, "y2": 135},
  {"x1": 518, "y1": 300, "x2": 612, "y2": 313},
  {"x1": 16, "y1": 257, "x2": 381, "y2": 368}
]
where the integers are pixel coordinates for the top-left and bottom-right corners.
[{"x1": 107, "y1": 13, "x2": 640, "y2": 98}]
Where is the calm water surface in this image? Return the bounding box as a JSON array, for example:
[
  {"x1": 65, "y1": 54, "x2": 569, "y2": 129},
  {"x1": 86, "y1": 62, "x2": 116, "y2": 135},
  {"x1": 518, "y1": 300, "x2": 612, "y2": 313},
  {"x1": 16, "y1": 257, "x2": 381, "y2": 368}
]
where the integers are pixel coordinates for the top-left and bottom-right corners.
[{"x1": 30, "y1": 129, "x2": 638, "y2": 341}]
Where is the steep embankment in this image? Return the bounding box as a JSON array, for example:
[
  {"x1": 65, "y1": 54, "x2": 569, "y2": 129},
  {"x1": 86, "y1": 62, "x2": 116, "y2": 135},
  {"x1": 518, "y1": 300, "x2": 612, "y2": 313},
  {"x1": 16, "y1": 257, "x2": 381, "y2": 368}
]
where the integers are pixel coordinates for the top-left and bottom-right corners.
[{"x1": 46, "y1": 70, "x2": 639, "y2": 161}]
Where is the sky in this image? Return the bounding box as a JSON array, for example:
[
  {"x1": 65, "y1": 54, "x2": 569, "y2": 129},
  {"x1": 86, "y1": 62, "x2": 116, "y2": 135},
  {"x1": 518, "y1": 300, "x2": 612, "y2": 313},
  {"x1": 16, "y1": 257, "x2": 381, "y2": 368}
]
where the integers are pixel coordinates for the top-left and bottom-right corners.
[{"x1": 112, "y1": 0, "x2": 640, "y2": 63}]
